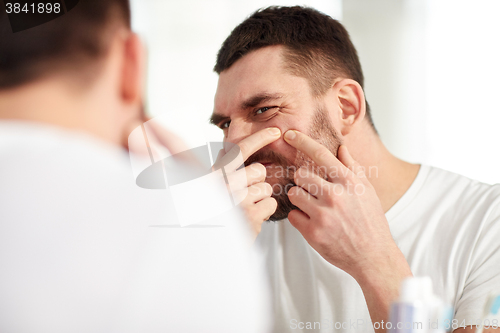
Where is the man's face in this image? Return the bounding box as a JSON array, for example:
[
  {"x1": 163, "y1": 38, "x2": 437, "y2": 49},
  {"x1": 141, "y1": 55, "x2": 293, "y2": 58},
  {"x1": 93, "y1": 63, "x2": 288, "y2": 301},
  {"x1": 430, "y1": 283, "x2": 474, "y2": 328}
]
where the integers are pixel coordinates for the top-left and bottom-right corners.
[{"x1": 212, "y1": 45, "x2": 342, "y2": 220}]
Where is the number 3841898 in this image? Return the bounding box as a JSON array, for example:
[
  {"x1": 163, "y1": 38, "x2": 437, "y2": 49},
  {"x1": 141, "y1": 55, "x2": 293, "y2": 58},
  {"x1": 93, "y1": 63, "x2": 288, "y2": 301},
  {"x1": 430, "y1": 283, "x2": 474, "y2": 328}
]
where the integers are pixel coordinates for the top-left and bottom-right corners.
[{"x1": 5, "y1": 3, "x2": 61, "y2": 14}]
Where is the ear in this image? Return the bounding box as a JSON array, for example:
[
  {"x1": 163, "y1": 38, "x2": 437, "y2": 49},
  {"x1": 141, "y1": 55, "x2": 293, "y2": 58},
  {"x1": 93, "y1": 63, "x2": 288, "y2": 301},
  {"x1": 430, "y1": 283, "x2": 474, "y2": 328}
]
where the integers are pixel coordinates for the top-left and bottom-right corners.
[
  {"x1": 120, "y1": 32, "x2": 146, "y2": 107},
  {"x1": 119, "y1": 33, "x2": 147, "y2": 149},
  {"x1": 332, "y1": 79, "x2": 366, "y2": 136}
]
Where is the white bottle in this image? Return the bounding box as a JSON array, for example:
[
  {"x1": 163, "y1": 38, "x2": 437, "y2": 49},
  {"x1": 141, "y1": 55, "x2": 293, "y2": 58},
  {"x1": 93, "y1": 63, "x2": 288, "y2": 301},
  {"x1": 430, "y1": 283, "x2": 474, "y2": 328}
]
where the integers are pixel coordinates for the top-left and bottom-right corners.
[{"x1": 388, "y1": 277, "x2": 452, "y2": 333}]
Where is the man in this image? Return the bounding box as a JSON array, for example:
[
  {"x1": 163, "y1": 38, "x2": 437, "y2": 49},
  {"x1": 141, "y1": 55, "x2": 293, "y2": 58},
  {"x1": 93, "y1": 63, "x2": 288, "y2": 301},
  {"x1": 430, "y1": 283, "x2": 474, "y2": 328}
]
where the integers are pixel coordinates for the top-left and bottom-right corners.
[
  {"x1": 0, "y1": 1, "x2": 271, "y2": 332},
  {"x1": 210, "y1": 6, "x2": 500, "y2": 333}
]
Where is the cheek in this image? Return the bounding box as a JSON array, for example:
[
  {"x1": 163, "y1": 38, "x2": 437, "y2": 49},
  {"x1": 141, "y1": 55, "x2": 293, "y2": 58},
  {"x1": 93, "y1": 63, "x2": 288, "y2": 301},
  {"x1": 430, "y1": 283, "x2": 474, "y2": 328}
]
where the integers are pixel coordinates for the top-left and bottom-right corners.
[
  {"x1": 265, "y1": 115, "x2": 309, "y2": 146},
  {"x1": 266, "y1": 127, "x2": 308, "y2": 162}
]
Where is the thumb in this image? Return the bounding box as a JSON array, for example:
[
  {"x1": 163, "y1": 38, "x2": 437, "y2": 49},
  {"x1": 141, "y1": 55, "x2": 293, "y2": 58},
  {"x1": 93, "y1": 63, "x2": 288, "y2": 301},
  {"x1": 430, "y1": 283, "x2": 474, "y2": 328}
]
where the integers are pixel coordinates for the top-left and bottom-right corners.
[
  {"x1": 287, "y1": 209, "x2": 311, "y2": 235},
  {"x1": 338, "y1": 145, "x2": 366, "y2": 179}
]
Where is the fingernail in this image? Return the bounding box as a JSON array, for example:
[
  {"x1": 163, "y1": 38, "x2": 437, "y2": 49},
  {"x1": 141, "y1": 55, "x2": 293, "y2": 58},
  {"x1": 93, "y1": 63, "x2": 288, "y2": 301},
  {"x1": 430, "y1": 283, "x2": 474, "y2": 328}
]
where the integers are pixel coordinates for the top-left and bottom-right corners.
[
  {"x1": 284, "y1": 130, "x2": 296, "y2": 140},
  {"x1": 268, "y1": 127, "x2": 281, "y2": 136}
]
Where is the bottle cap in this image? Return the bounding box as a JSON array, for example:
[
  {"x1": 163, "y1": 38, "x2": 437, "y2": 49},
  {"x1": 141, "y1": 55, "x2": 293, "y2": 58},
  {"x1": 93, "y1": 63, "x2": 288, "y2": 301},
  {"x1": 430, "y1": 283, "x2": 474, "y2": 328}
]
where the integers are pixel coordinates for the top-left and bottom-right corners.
[{"x1": 399, "y1": 276, "x2": 433, "y2": 303}]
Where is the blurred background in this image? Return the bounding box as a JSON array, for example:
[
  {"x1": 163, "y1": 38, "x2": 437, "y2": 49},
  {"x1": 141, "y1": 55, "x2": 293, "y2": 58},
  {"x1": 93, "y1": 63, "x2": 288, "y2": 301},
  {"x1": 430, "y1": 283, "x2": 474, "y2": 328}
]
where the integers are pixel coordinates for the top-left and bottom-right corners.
[{"x1": 131, "y1": 0, "x2": 500, "y2": 185}]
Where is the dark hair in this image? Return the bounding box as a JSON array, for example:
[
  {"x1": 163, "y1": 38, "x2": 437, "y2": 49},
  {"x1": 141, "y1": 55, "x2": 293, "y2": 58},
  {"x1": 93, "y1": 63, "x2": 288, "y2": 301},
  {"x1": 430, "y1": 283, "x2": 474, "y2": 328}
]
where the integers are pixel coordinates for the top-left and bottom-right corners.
[
  {"x1": 0, "y1": 0, "x2": 131, "y2": 89},
  {"x1": 214, "y1": 6, "x2": 375, "y2": 129}
]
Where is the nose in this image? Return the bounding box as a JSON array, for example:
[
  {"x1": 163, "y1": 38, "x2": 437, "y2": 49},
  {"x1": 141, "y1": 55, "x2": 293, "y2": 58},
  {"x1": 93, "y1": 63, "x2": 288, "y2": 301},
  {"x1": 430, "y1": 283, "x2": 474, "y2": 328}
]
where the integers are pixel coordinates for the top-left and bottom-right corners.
[{"x1": 225, "y1": 119, "x2": 255, "y2": 145}]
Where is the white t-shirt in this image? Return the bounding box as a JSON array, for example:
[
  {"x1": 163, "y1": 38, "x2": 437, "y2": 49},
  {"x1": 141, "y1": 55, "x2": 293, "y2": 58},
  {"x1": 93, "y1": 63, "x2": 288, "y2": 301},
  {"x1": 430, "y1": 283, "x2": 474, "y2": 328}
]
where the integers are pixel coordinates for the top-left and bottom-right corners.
[
  {"x1": 0, "y1": 121, "x2": 271, "y2": 333},
  {"x1": 256, "y1": 164, "x2": 500, "y2": 332}
]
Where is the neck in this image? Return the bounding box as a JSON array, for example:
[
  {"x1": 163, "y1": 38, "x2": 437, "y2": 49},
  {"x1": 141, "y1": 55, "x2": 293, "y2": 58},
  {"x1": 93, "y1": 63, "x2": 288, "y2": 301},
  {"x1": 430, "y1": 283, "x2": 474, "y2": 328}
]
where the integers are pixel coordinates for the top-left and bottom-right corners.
[
  {"x1": 0, "y1": 77, "x2": 119, "y2": 145},
  {"x1": 346, "y1": 123, "x2": 420, "y2": 213}
]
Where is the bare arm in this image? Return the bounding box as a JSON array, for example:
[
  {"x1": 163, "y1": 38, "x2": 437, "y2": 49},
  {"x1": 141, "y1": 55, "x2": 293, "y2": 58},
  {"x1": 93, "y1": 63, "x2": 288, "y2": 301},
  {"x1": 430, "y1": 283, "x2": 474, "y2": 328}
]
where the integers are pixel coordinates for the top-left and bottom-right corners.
[{"x1": 283, "y1": 130, "x2": 412, "y2": 332}]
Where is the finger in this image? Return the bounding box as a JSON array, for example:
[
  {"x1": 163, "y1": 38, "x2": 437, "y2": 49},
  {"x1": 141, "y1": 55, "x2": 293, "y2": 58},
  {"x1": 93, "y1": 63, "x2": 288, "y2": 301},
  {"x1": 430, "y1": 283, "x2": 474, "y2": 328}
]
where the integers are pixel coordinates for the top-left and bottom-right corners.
[
  {"x1": 219, "y1": 127, "x2": 281, "y2": 172},
  {"x1": 126, "y1": 120, "x2": 167, "y2": 164},
  {"x1": 293, "y1": 167, "x2": 328, "y2": 199},
  {"x1": 283, "y1": 130, "x2": 348, "y2": 181},
  {"x1": 287, "y1": 186, "x2": 317, "y2": 216},
  {"x1": 288, "y1": 209, "x2": 310, "y2": 233},
  {"x1": 123, "y1": 105, "x2": 150, "y2": 151},
  {"x1": 124, "y1": 119, "x2": 152, "y2": 156},
  {"x1": 241, "y1": 182, "x2": 273, "y2": 205},
  {"x1": 252, "y1": 197, "x2": 278, "y2": 221},
  {"x1": 337, "y1": 145, "x2": 366, "y2": 180},
  {"x1": 238, "y1": 127, "x2": 282, "y2": 161},
  {"x1": 147, "y1": 121, "x2": 195, "y2": 154},
  {"x1": 143, "y1": 118, "x2": 201, "y2": 166},
  {"x1": 226, "y1": 163, "x2": 267, "y2": 191}
]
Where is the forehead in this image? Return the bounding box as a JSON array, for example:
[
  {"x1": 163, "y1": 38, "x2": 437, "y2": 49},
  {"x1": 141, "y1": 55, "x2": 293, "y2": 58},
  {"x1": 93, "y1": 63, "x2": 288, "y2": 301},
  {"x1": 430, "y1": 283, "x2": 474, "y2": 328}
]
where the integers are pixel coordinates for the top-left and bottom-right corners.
[{"x1": 214, "y1": 45, "x2": 310, "y2": 115}]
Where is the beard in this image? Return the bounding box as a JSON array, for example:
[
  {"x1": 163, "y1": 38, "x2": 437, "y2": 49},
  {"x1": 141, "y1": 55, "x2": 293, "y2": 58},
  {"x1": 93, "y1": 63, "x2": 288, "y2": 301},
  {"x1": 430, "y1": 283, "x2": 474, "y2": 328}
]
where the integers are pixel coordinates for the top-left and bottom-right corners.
[{"x1": 245, "y1": 108, "x2": 342, "y2": 221}]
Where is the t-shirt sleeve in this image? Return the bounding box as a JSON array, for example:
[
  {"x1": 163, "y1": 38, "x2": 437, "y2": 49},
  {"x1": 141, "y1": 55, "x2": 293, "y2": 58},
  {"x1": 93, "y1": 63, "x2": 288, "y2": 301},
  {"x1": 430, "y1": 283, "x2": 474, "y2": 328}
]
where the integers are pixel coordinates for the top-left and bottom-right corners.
[{"x1": 454, "y1": 197, "x2": 500, "y2": 328}]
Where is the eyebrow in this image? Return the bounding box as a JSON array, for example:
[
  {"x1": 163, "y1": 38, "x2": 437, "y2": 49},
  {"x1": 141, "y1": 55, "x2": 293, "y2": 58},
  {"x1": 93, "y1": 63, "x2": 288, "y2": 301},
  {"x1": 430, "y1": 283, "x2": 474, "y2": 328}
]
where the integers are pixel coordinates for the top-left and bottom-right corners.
[
  {"x1": 209, "y1": 113, "x2": 228, "y2": 126},
  {"x1": 210, "y1": 92, "x2": 283, "y2": 126},
  {"x1": 241, "y1": 93, "x2": 283, "y2": 109}
]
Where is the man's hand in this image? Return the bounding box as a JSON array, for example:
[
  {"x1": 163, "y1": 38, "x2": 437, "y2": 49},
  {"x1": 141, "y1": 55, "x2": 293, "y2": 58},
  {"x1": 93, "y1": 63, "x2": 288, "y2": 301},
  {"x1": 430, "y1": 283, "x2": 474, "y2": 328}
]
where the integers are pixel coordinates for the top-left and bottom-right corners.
[
  {"x1": 213, "y1": 127, "x2": 281, "y2": 237},
  {"x1": 124, "y1": 113, "x2": 201, "y2": 165},
  {"x1": 283, "y1": 129, "x2": 412, "y2": 332}
]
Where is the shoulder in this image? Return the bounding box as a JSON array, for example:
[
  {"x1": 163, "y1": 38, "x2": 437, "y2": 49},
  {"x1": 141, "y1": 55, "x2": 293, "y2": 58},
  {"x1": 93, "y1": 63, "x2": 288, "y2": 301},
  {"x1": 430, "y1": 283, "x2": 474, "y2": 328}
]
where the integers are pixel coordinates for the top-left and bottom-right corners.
[
  {"x1": 0, "y1": 120, "x2": 131, "y2": 175},
  {"x1": 0, "y1": 121, "x2": 167, "y2": 225},
  {"x1": 424, "y1": 165, "x2": 500, "y2": 213},
  {"x1": 418, "y1": 166, "x2": 500, "y2": 255}
]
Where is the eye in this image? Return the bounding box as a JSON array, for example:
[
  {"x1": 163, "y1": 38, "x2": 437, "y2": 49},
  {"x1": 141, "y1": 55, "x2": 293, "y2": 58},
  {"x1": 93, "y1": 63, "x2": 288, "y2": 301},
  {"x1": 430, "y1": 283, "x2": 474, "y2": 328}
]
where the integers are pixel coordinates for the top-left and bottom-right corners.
[
  {"x1": 256, "y1": 107, "x2": 272, "y2": 115},
  {"x1": 221, "y1": 120, "x2": 230, "y2": 129}
]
